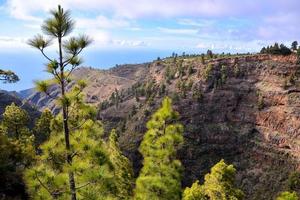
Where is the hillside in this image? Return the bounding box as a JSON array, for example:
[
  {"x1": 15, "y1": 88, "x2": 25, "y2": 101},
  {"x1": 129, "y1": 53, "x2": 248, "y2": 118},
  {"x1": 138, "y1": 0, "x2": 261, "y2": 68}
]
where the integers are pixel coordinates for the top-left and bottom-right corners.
[
  {"x1": 0, "y1": 90, "x2": 40, "y2": 125},
  {"x1": 20, "y1": 64, "x2": 149, "y2": 112},
  {"x1": 21, "y1": 54, "x2": 300, "y2": 199}
]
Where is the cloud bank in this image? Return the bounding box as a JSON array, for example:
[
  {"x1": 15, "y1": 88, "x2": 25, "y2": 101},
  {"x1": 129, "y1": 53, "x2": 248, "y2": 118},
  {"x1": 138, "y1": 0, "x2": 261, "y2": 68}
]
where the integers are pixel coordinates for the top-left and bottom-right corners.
[{"x1": 1, "y1": 0, "x2": 299, "y2": 52}]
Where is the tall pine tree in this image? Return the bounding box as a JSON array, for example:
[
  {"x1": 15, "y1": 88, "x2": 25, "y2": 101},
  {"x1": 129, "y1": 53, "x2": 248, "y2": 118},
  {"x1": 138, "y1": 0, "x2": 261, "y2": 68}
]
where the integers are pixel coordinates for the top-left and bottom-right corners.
[
  {"x1": 27, "y1": 5, "x2": 92, "y2": 200},
  {"x1": 107, "y1": 129, "x2": 134, "y2": 199},
  {"x1": 134, "y1": 97, "x2": 184, "y2": 200}
]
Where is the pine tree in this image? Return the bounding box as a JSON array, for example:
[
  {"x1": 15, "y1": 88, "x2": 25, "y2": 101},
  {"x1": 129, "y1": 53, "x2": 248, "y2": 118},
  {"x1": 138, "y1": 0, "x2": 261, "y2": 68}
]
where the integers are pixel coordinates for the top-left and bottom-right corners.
[
  {"x1": 0, "y1": 69, "x2": 19, "y2": 83},
  {"x1": 33, "y1": 109, "x2": 53, "y2": 147},
  {"x1": 260, "y1": 47, "x2": 267, "y2": 54},
  {"x1": 0, "y1": 107, "x2": 34, "y2": 199},
  {"x1": 27, "y1": 5, "x2": 92, "y2": 200},
  {"x1": 183, "y1": 180, "x2": 207, "y2": 200},
  {"x1": 25, "y1": 84, "x2": 116, "y2": 199},
  {"x1": 207, "y1": 50, "x2": 213, "y2": 59},
  {"x1": 108, "y1": 129, "x2": 134, "y2": 199},
  {"x1": 183, "y1": 159, "x2": 243, "y2": 200},
  {"x1": 2, "y1": 103, "x2": 31, "y2": 140},
  {"x1": 203, "y1": 159, "x2": 243, "y2": 200},
  {"x1": 134, "y1": 97, "x2": 184, "y2": 200},
  {"x1": 291, "y1": 41, "x2": 298, "y2": 51}
]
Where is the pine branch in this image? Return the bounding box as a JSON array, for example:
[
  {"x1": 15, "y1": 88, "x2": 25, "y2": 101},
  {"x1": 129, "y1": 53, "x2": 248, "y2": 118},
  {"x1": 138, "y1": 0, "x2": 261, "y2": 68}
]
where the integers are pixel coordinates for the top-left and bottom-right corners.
[
  {"x1": 63, "y1": 48, "x2": 83, "y2": 67},
  {"x1": 34, "y1": 171, "x2": 55, "y2": 197},
  {"x1": 70, "y1": 119, "x2": 89, "y2": 131},
  {"x1": 40, "y1": 49, "x2": 54, "y2": 62},
  {"x1": 75, "y1": 182, "x2": 91, "y2": 190}
]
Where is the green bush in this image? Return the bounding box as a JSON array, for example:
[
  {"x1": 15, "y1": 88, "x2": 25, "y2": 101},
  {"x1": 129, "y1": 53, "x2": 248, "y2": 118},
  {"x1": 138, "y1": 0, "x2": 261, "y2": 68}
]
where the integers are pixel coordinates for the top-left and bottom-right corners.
[
  {"x1": 276, "y1": 191, "x2": 299, "y2": 200},
  {"x1": 203, "y1": 64, "x2": 214, "y2": 81}
]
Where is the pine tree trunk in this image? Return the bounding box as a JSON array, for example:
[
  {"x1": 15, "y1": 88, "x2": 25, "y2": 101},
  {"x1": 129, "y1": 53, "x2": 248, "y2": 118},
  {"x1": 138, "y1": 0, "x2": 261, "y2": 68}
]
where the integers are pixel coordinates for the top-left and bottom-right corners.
[{"x1": 58, "y1": 36, "x2": 77, "y2": 200}]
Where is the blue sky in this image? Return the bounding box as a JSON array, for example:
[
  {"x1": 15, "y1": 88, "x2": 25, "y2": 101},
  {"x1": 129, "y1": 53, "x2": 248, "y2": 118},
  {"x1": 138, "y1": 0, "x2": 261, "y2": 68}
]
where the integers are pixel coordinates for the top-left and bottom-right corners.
[{"x1": 0, "y1": 0, "x2": 299, "y2": 91}]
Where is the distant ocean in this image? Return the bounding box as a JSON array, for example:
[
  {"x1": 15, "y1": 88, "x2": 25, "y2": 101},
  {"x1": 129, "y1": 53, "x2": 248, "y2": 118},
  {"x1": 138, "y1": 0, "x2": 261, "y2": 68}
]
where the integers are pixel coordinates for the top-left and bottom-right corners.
[{"x1": 0, "y1": 49, "x2": 176, "y2": 91}]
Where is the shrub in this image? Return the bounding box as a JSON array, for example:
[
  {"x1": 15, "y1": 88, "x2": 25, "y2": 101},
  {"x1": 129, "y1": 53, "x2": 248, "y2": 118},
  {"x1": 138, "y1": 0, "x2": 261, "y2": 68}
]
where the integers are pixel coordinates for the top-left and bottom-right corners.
[
  {"x1": 188, "y1": 66, "x2": 195, "y2": 75},
  {"x1": 233, "y1": 64, "x2": 240, "y2": 78},
  {"x1": 220, "y1": 65, "x2": 227, "y2": 84},
  {"x1": 276, "y1": 191, "x2": 298, "y2": 200},
  {"x1": 257, "y1": 94, "x2": 264, "y2": 110},
  {"x1": 203, "y1": 64, "x2": 214, "y2": 81},
  {"x1": 287, "y1": 172, "x2": 300, "y2": 191}
]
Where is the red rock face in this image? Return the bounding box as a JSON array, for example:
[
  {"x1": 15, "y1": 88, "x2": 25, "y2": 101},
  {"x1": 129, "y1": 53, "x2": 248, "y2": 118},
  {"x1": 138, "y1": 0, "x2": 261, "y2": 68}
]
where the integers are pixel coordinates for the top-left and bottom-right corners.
[{"x1": 104, "y1": 54, "x2": 300, "y2": 200}]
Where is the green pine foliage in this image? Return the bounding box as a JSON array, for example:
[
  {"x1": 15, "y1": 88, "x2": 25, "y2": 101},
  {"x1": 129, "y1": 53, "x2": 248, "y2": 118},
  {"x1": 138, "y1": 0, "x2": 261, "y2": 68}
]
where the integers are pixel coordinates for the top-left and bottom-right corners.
[
  {"x1": 276, "y1": 191, "x2": 299, "y2": 200},
  {"x1": 107, "y1": 129, "x2": 134, "y2": 199},
  {"x1": 0, "y1": 106, "x2": 34, "y2": 199},
  {"x1": 33, "y1": 109, "x2": 53, "y2": 147},
  {"x1": 2, "y1": 103, "x2": 31, "y2": 139},
  {"x1": 183, "y1": 159, "x2": 244, "y2": 200},
  {"x1": 134, "y1": 97, "x2": 184, "y2": 200},
  {"x1": 183, "y1": 180, "x2": 207, "y2": 200},
  {"x1": 25, "y1": 85, "x2": 117, "y2": 200},
  {"x1": 28, "y1": 5, "x2": 92, "y2": 199},
  {"x1": 2, "y1": 103, "x2": 34, "y2": 161},
  {"x1": 260, "y1": 43, "x2": 292, "y2": 55},
  {"x1": 0, "y1": 125, "x2": 31, "y2": 198},
  {"x1": 203, "y1": 159, "x2": 244, "y2": 200}
]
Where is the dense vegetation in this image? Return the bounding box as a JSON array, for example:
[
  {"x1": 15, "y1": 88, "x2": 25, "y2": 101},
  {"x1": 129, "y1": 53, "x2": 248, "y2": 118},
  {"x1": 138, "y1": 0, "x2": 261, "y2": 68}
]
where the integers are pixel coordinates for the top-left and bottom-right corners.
[
  {"x1": 260, "y1": 42, "x2": 299, "y2": 56},
  {"x1": 0, "y1": 5, "x2": 300, "y2": 200}
]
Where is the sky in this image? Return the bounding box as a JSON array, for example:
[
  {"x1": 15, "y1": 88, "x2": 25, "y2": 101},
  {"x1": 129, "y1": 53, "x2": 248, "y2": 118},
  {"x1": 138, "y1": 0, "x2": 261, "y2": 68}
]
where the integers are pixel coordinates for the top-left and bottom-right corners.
[{"x1": 0, "y1": 0, "x2": 299, "y2": 91}]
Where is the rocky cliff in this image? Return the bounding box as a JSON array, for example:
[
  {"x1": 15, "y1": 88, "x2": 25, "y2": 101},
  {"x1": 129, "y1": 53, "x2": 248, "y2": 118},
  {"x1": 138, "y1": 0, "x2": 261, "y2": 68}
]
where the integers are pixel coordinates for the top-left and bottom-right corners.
[
  {"x1": 99, "y1": 54, "x2": 300, "y2": 199},
  {"x1": 19, "y1": 54, "x2": 300, "y2": 199}
]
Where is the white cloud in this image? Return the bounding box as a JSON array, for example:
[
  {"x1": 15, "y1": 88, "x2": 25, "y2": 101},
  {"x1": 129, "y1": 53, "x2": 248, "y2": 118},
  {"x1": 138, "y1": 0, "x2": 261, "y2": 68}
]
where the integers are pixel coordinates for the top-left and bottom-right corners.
[
  {"x1": 2, "y1": 0, "x2": 300, "y2": 51},
  {"x1": 81, "y1": 29, "x2": 111, "y2": 48},
  {"x1": 76, "y1": 15, "x2": 131, "y2": 29},
  {"x1": 112, "y1": 40, "x2": 148, "y2": 47},
  {"x1": 196, "y1": 40, "x2": 269, "y2": 52},
  {"x1": 177, "y1": 19, "x2": 216, "y2": 27},
  {"x1": 6, "y1": 0, "x2": 48, "y2": 21},
  {"x1": 0, "y1": 36, "x2": 29, "y2": 51},
  {"x1": 5, "y1": 0, "x2": 289, "y2": 20},
  {"x1": 157, "y1": 27, "x2": 198, "y2": 35}
]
